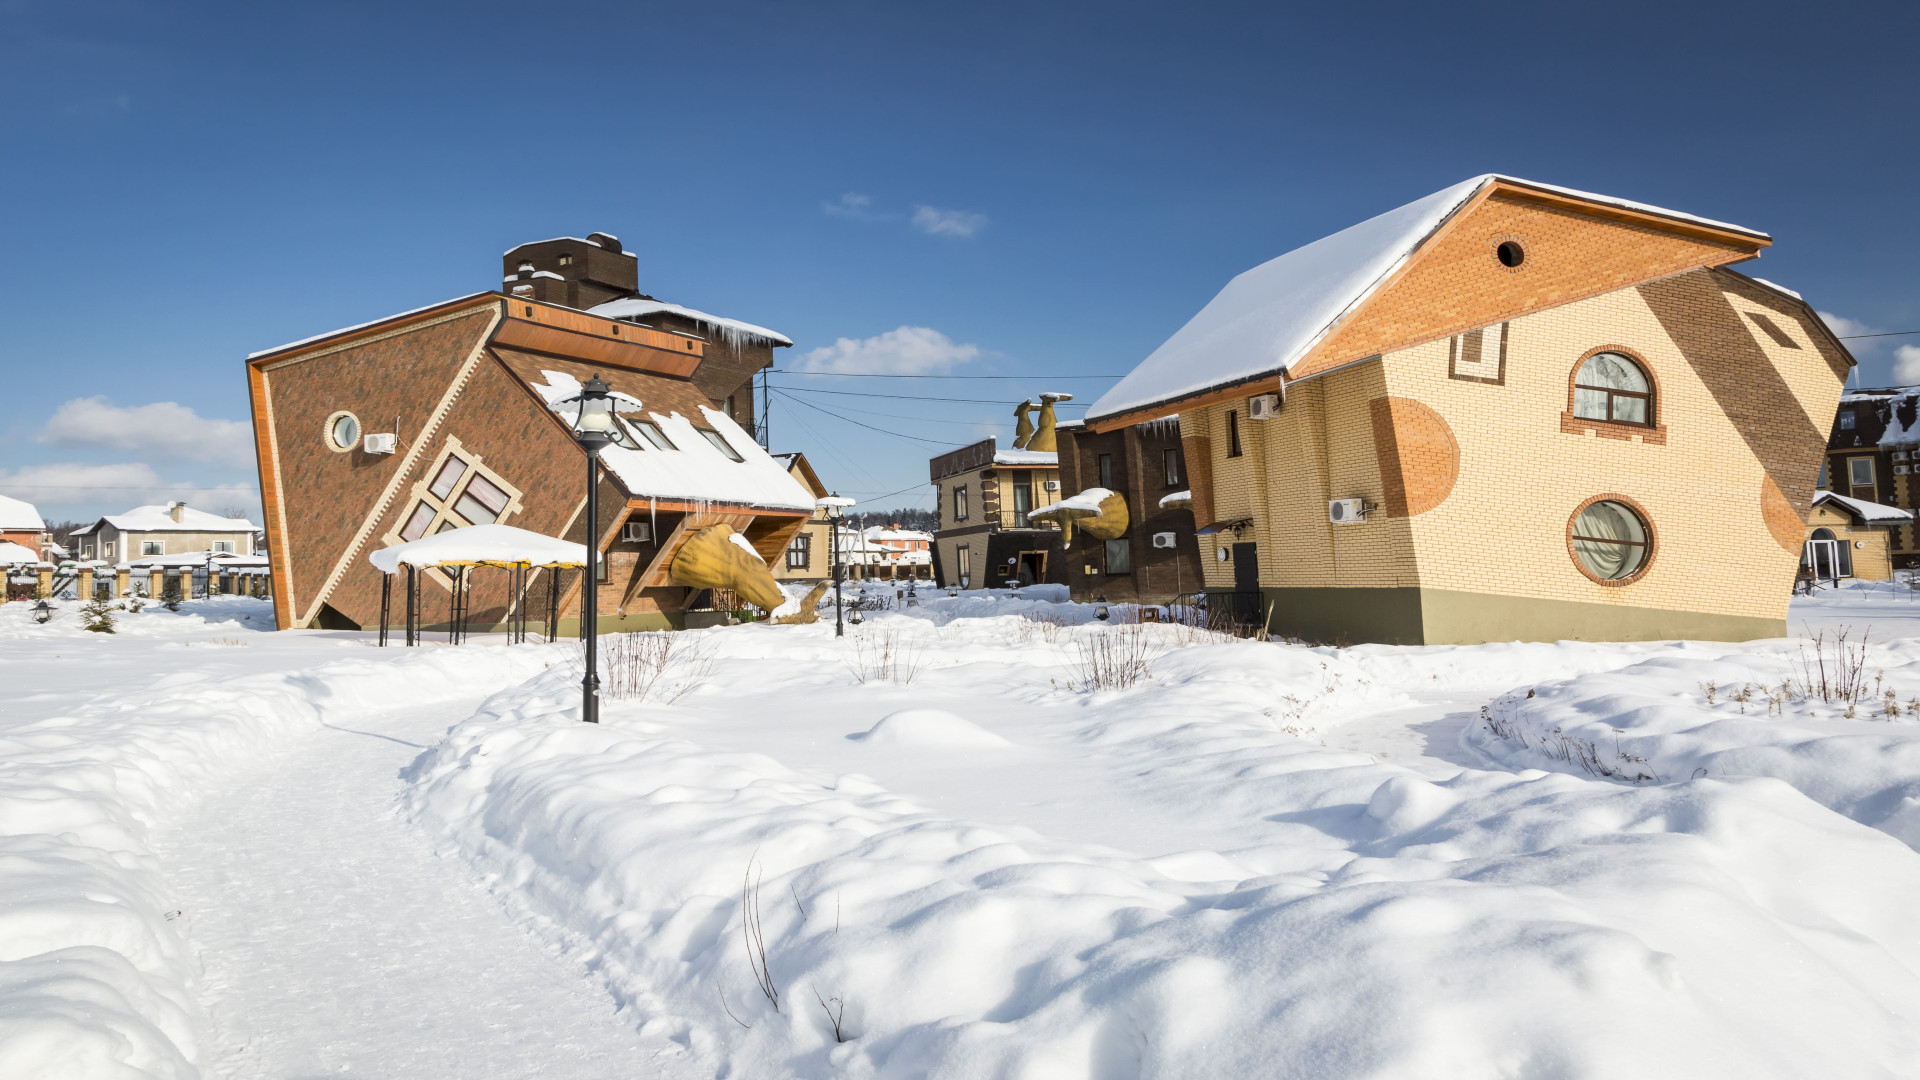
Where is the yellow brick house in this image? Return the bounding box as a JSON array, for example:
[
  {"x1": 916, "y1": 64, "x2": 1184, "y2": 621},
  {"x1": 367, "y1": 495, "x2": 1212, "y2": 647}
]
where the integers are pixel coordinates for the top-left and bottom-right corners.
[{"x1": 1084, "y1": 174, "x2": 1855, "y2": 644}]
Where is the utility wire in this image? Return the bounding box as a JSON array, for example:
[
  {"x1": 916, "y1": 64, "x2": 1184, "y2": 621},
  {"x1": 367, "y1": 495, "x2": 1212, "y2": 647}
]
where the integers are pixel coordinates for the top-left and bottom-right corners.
[
  {"x1": 1839, "y1": 330, "x2": 1920, "y2": 340},
  {"x1": 768, "y1": 388, "x2": 965, "y2": 447},
  {"x1": 766, "y1": 370, "x2": 1123, "y2": 380},
  {"x1": 769, "y1": 383, "x2": 1092, "y2": 406}
]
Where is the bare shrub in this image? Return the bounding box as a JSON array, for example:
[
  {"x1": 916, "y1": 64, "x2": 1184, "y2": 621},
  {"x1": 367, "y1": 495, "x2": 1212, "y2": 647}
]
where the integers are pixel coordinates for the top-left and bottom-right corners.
[
  {"x1": 742, "y1": 861, "x2": 778, "y2": 1013},
  {"x1": 1789, "y1": 627, "x2": 1878, "y2": 706},
  {"x1": 845, "y1": 628, "x2": 928, "y2": 685},
  {"x1": 814, "y1": 987, "x2": 849, "y2": 1043},
  {"x1": 595, "y1": 632, "x2": 715, "y2": 703},
  {"x1": 1479, "y1": 701, "x2": 1658, "y2": 783},
  {"x1": 1065, "y1": 622, "x2": 1161, "y2": 691}
]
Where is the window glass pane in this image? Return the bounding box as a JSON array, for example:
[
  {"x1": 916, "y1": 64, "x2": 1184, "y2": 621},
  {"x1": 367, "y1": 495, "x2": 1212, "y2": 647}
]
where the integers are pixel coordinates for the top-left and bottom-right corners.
[
  {"x1": 454, "y1": 492, "x2": 499, "y2": 525},
  {"x1": 436, "y1": 519, "x2": 458, "y2": 534},
  {"x1": 1577, "y1": 353, "x2": 1647, "y2": 392},
  {"x1": 429, "y1": 458, "x2": 468, "y2": 500},
  {"x1": 332, "y1": 414, "x2": 359, "y2": 449},
  {"x1": 1105, "y1": 538, "x2": 1132, "y2": 574},
  {"x1": 400, "y1": 503, "x2": 435, "y2": 541},
  {"x1": 1611, "y1": 395, "x2": 1648, "y2": 424},
  {"x1": 634, "y1": 421, "x2": 675, "y2": 450},
  {"x1": 464, "y1": 473, "x2": 509, "y2": 515},
  {"x1": 1099, "y1": 454, "x2": 1114, "y2": 489},
  {"x1": 699, "y1": 428, "x2": 744, "y2": 461},
  {"x1": 1573, "y1": 387, "x2": 1611, "y2": 420},
  {"x1": 1850, "y1": 458, "x2": 1875, "y2": 486},
  {"x1": 1839, "y1": 412, "x2": 1857, "y2": 431},
  {"x1": 213, "y1": 542, "x2": 233, "y2": 553},
  {"x1": 1164, "y1": 448, "x2": 1180, "y2": 486},
  {"x1": 1571, "y1": 500, "x2": 1649, "y2": 580}
]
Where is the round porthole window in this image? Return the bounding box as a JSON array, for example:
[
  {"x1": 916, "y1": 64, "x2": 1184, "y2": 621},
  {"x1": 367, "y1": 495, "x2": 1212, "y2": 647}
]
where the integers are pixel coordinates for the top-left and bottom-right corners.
[
  {"x1": 1568, "y1": 497, "x2": 1653, "y2": 583},
  {"x1": 324, "y1": 411, "x2": 361, "y2": 453},
  {"x1": 1496, "y1": 240, "x2": 1526, "y2": 268},
  {"x1": 1216, "y1": 547, "x2": 1231, "y2": 562}
]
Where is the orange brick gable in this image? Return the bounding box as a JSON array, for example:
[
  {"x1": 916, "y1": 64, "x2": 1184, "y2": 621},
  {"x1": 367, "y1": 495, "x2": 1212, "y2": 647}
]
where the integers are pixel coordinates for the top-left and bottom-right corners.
[{"x1": 1291, "y1": 189, "x2": 1758, "y2": 380}]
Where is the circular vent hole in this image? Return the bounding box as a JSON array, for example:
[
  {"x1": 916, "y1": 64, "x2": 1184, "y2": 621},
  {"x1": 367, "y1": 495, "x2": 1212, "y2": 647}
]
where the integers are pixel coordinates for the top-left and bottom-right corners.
[{"x1": 1496, "y1": 240, "x2": 1525, "y2": 268}]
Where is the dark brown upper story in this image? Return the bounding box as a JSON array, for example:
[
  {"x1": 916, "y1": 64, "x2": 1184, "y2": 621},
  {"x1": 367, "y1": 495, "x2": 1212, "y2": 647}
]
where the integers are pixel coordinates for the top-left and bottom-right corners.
[
  {"x1": 501, "y1": 234, "x2": 780, "y2": 430},
  {"x1": 1054, "y1": 419, "x2": 1201, "y2": 603}
]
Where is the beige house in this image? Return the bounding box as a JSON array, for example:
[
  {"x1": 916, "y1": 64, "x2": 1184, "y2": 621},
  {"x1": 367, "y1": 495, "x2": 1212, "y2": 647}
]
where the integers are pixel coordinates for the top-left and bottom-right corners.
[
  {"x1": 772, "y1": 453, "x2": 832, "y2": 584},
  {"x1": 71, "y1": 502, "x2": 260, "y2": 563},
  {"x1": 1803, "y1": 491, "x2": 1910, "y2": 583},
  {"x1": 1084, "y1": 174, "x2": 1853, "y2": 644},
  {"x1": 931, "y1": 437, "x2": 1063, "y2": 588}
]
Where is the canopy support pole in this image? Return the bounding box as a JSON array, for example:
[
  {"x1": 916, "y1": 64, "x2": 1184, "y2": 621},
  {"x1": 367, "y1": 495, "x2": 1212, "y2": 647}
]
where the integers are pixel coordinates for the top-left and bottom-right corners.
[
  {"x1": 406, "y1": 564, "x2": 418, "y2": 647},
  {"x1": 378, "y1": 573, "x2": 391, "y2": 648},
  {"x1": 546, "y1": 568, "x2": 559, "y2": 642}
]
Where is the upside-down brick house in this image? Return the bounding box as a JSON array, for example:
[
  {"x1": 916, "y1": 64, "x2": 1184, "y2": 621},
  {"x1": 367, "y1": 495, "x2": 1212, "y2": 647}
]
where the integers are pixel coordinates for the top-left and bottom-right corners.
[
  {"x1": 248, "y1": 235, "x2": 814, "y2": 632},
  {"x1": 1084, "y1": 174, "x2": 1855, "y2": 644}
]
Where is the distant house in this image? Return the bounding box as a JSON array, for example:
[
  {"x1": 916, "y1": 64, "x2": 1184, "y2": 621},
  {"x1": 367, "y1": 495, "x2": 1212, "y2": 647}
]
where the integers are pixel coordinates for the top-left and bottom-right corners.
[
  {"x1": 1045, "y1": 417, "x2": 1202, "y2": 605},
  {"x1": 247, "y1": 236, "x2": 813, "y2": 631},
  {"x1": 863, "y1": 524, "x2": 934, "y2": 581},
  {"x1": 1084, "y1": 174, "x2": 1852, "y2": 643},
  {"x1": 1803, "y1": 491, "x2": 1912, "y2": 582},
  {"x1": 930, "y1": 398, "x2": 1069, "y2": 588},
  {"x1": 0, "y1": 495, "x2": 50, "y2": 563},
  {"x1": 772, "y1": 453, "x2": 832, "y2": 585},
  {"x1": 70, "y1": 502, "x2": 259, "y2": 563},
  {"x1": 1822, "y1": 386, "x2": 1920, "y2": 568}
]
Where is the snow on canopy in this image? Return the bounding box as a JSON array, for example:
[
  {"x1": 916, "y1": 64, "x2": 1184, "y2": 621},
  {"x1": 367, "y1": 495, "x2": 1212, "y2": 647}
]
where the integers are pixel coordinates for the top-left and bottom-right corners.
[
  {"x1": 993, "y1": 448, "x2": 1057, "y2": 466},
  {"x1": 0, "y1": 540, "x2": 40, "y2": 564},
  {"x1": 1087, "y1": 174, "x2": 1769, "y2": 424},
  {"x1": 370, "y1": 523, "x2": 589, "y2": 572},
  {"x1": 1029, "y1": 487, "x2": 1114, "y2": 520},
  {"x1": 0, "y1": 493, "x2": 44, "y2": 531},
  {"x1": 587, "y1": 297, "x2": 793, "y2": 350},
  {"x1": 530, "y1": 371, "x2": 816, "y2": 512},
  {"x1": 1813, "y1": 490, "x2": 1914, "y2": 524}
]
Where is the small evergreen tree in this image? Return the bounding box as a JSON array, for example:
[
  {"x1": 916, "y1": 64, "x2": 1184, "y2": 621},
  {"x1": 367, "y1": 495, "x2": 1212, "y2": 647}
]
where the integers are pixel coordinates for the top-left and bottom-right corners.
[
  {"x1": 161, "y1": 576, "x2": 183, "y2": 612},
  {"x1": 81, "y1": 597, "x2": 117, "y2": 633}
]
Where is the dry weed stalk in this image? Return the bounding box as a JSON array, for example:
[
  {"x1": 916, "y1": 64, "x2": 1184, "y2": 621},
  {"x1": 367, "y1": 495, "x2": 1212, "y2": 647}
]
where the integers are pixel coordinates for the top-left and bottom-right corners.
[
  {"x1": 845, "y1": 628, "x2": 929, "y2": 685},
  {"x1": 595, "y1": 632, "x2": 715, "y2": 703},
  {"x1": 1066, "y1": 622, "x2": 1161, "y2": 691},
  {"x1": 742, "y1": 861, "x2": 779, "y2": 1013}
]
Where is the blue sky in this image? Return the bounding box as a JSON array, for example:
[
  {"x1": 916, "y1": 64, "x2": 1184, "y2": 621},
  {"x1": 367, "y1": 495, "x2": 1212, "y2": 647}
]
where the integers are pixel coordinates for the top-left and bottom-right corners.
[{"x1": 2, "y1": 0, "x2": 1915, "y2": 523}]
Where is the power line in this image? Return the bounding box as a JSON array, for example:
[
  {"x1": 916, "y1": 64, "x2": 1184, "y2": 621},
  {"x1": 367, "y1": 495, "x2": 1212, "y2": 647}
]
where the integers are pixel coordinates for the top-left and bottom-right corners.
[
  {"x1": 1839, "y1": 329, "x2": 1920, "y2": 340},
  {"x1": 768, "y1": 388, "x2": 965, "y2": 447},
  {"x1": 769, "y1": 383, "x2": 1093, "y2": 406},
  {"x1": 767, "y1": 370, "x2": 1124, "y2": 380}
]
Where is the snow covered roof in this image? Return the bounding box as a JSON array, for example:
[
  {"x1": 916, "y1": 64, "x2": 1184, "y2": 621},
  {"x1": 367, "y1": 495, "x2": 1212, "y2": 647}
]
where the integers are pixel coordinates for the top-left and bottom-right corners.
[
  {"x1": 119, "y1": 551, "x2": 271, "y2": 570},
  {"x1": 87, "y1": 505, "x2": 259, "y2": 533},
  {"x1": 1813, "y1": 490, "x2": 1914, "y2": 525},
  {"x1": 587, "y1": 297, "x2": 793, "y2": 350},
  {"x1": 1087, "y1": 174, "x2": 1769, "y2": 424},
  {"x1": 994, "y1": 449, "x2": 1058, "y2": 467},
  {"x1": 1746, "y1": 277, "x2": 1803, "y2": 301},
  {"x1": 529, "y1": 370, "x2": 816, "y2": 512},
  {"x1": 370, "y1": 523, "x2": 589, "y2": 572},
  {"x1": 865, "y1": 527, "x2": 933, "y2": 541},
  {"x1": 0, "y1": 541, "x2": 40, "y2": 565},
  {"x1": 0, "y1": 494, "x2": 44, "y2": 531}
]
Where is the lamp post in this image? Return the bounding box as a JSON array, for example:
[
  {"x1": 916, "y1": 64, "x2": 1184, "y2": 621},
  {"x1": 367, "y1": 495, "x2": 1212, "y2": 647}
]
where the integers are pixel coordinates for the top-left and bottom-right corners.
[
  {"x1": 817, "y1": 494, "x2": 856, "y2": 637},
  {"x1": 563, "y1": 375, "x2": 637, "y2": 724}
]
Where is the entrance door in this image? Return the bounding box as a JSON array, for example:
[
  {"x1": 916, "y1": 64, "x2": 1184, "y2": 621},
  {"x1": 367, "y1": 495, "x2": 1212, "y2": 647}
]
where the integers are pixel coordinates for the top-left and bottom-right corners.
[
  {"x1": 1231, "y1": 542, "x2": 1260, "y2": 628},
  {"x1": 1017, "y1": 550, "x2": 1047, "y2": 585}
]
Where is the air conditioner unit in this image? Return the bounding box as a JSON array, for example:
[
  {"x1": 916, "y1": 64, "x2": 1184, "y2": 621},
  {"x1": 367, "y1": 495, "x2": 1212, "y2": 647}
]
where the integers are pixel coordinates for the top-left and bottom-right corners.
[
  {"x1": 1329, "y1": 498, "x2": 1371, "y2": 524},
  {"x1": 363, "y1": 433, "x2": 397, "y2": 455},
  {"x1": 623, "y1": 521, "x2": 653, "y2": 542},
  {"x1": 1247, "y1": 393, "x2": 1281, "y2": 420},
  {"x1": 1044, "y1": 480, "x2": 1060, "y2": 491},
  {"x1": 1151, "y1": 532, "x2": 1176, "y2": 549}
]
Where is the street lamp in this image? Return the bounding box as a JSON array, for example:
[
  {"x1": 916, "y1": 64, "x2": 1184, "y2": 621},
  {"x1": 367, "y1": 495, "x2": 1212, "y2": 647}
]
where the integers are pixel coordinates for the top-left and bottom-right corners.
[
  {"x1": 817, "y1": 494, "x2": 856, "y2": 637},
  {"x1": 562, "y1": 375, "x2": 639, "y2": 724},
  {"x1": 33, "y1": 600, "x2": 52, "y2": 624},
  {"x1": 1094, "y1": 594, "x2": 1111, "y2": 621}
]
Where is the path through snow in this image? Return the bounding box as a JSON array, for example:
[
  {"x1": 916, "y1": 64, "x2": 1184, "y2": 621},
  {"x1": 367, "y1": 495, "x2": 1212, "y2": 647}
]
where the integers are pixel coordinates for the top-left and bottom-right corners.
[{"x1": 152, "y1": 692, "x2": 699, "y2": 1080}]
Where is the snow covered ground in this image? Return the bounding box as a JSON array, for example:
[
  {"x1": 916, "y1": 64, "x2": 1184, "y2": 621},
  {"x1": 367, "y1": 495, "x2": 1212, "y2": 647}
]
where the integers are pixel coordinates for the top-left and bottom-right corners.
[{"x1": 7, "y1": 583, "x2": 1920, "y2": 1077}]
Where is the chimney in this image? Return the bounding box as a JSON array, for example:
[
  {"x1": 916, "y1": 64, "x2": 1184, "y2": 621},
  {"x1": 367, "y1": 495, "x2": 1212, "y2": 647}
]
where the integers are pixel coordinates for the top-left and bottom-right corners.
[
  {"x1": 501, "y1": 233, "x2": 639, "y2": 310},
  {"x1": 167, "y1": 501, "x2": 185, "y2": 523}
]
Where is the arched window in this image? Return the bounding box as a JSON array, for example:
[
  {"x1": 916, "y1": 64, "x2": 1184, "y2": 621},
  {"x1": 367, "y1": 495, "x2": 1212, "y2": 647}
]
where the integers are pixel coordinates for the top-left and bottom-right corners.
[
  {"x1": 1572, "y1": 352, "x2": 1653, "y2": 425},
  {"x1": 1569, "y1": 498, "x2": 1652, "y2": 582},
  {"x1": 1809, "y1": 526, "x2": 1853, "y2": 577}
]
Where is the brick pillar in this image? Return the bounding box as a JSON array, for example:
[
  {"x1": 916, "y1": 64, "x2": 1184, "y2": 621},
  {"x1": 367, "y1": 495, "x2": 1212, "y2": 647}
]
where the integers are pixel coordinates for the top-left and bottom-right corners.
[
  {"x1": 35, "y1": 565, "x2": 52, "y2": 599},
  {"x1": 116, "y1": 567, "x2": 131, "y2": 598},
  {"x1": 149, "y1": 567, "x2": 165, "y2": 598},
  {"x1": 77, "y1": 566, "x2": 94, "y2": 600}
]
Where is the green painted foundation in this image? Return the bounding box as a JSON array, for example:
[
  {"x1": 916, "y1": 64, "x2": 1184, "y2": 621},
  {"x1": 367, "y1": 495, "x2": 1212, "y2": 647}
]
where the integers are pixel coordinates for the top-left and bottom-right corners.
[{"x1": 1211, "y1": 586, "x2": 1786, "y2": 645}]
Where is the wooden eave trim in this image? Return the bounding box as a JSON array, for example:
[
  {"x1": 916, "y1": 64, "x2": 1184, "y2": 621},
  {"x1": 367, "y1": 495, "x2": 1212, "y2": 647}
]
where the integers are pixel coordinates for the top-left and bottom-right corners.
[
  {"x1": 247, "y1": 294, "x2": 499, "y2": 370},
  {"x1": 1086, "y1": 372, "x2": 1284, "y2": 433},
  {"x1": 490, "y1": 318, "x2": 702, "y2": 379},
  {"x1": 623, "y1": 498, "x2": 809, "y2": 518},
  {"x1": 1487, "y1": 179, "x2": 1772, "y2": 249}
]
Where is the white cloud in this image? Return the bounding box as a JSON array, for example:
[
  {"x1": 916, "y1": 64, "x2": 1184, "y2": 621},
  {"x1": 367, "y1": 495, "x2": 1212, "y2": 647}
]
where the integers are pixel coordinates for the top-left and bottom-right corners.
[
  {"x1": 799, "y1": 326, "x2": 981, "y2": 375},
  {"x1": 822, "y1": 192, "x2": 891, "y2": 222},
  {"x1": 1818, "y1": 311, "x2": 1882, "y2": 352},
  {"x1": 1893, "y1": 345, "x2": 1920, "y2": 384},
  {"x1": 0, "y1": 462, "x2": 257, "y2": 519},
  {"x1": 38, "y1": 396, "x2": 254, "y2": 468},
  {"x1": 911, "y1": 205, "x2": 987, "y2": 238}
]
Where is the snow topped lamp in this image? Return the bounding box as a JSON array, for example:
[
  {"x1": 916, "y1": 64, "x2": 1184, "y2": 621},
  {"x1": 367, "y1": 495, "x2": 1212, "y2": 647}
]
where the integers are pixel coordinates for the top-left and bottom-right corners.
[
  {"x1": 1094, "y1": 595, "x2": 1110, "y2": 622},
  {"x1": 560, "y1": 375, "x2": 640, "y2": 724},
  {"x1": 33, "y1": 599, "x2": 51, "y2": 624},
  {"x1": 817, "y1": 494, "x2": 858, "y2": 638}
]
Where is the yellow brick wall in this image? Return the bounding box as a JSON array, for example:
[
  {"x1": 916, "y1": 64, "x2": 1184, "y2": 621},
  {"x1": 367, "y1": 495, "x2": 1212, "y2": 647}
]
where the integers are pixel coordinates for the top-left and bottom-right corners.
[
  {"x1": 1805, "y1": 504, "x2": 1895, "y2": 581},
  {"x1": 1182, "y1": 278, "x2": 1845, "y2": 624}
]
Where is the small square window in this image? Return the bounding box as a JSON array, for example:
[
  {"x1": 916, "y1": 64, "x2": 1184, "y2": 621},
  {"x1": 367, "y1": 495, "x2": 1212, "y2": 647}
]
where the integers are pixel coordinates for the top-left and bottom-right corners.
[
  {"x1": 401, "y1": 503, "x2": 436, "y2": 541},
  {"x1": 698, "y1": 428, "x2": 744, "y2": 462},
  {"x1": 1839, "y1": 411, "x2": 1858, "y2": 431},
  {"x1": 213, "y1": 541, "x2": 234, "y2": 554},
  {"x1": 141, "y1": 541, "x2": 164, "y2": 556},
  {"x1": 1104, "y1": 538, "x2": 1132, "y2": 574},
  {"x1": 631, "y1": 420, "x2": 675, "y2": 450},
  {"x1": 1849, "y1": 457, "x2": 1876, "y2": 488},
  {"x1": 429, "y1": 458, "x2": 468, "y2": 500}
]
